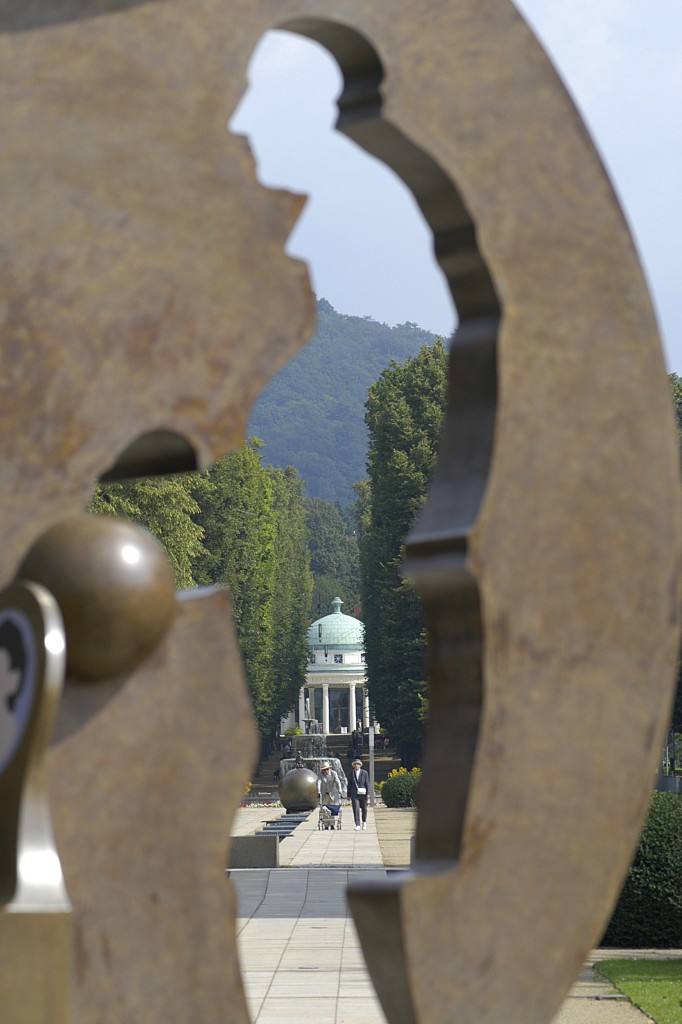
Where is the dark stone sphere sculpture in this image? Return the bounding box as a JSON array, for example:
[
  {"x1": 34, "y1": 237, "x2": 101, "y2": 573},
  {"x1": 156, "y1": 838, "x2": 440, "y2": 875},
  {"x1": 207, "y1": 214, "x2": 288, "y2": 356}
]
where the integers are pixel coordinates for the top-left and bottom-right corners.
[
  {"x1": 278, "y1": 767, "x2": 319, "y2": 812},
  {"x1": 17, "y1": 514, "x2": 176, "y2": 682}
]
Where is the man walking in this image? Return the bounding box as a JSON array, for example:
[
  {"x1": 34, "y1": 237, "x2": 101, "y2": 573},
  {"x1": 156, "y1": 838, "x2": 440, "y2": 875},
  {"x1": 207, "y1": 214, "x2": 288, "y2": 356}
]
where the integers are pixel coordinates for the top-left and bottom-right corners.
[{"x1": 348, "y1": 757, "x2": 370, "y2": 831}]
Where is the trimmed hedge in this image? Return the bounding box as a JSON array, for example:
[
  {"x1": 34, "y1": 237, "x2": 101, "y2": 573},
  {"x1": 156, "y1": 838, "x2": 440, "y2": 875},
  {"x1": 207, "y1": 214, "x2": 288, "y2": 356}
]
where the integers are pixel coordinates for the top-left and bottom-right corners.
[
  {"x1": 601, "y1": 792, "x2": 682, "y2": 947},
  {"x1": 381, "y1": 768, "x2": 421, "y2": 808}
]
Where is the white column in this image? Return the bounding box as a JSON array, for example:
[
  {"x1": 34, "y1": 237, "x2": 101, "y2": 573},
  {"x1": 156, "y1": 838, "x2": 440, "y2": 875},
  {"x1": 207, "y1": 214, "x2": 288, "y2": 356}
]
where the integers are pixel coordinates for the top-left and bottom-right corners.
[
  {"x1": 363, "y1": 690, "x2": 370, "y2": 730},
  {"x1": 322, "y1": 682, "x2": 330, "y2": 734},
  {"x1": 349, "y1": 682, "x2": 356, "y2": 732},
  {"x1": 298, "y1": 687, "x2": 306, "y2": 730}
]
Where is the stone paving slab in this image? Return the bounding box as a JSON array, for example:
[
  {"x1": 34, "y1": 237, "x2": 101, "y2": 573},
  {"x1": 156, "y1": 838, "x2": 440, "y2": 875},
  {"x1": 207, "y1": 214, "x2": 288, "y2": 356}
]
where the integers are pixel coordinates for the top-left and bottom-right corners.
[
  {"x1": 232, "y1": 802, "x2": 385, "y2": 867},
  {"x1": 232, "y1": 806, "x2": 286, "y2": 837},
  {"x1": 232, "y1": 867, "x2": 389, "y2": 1024},
  {"x1": 551, "y1": 960, "x2": 652, "y2": 1024},
  {"x1": 229, "y1": 807, "x2": 669, "y2": 1024}
]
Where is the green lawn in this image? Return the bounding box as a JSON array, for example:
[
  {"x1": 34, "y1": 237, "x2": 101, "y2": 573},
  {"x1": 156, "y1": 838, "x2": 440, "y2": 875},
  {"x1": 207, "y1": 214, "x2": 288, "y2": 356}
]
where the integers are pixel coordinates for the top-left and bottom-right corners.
[{"x1": 596, "y1": 960, "x2": 682, "y2": 1024}]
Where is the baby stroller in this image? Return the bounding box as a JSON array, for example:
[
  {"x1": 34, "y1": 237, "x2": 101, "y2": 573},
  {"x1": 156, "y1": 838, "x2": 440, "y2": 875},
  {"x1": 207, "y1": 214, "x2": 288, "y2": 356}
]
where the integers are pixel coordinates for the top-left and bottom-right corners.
[{"x1": 318, "y1": 803, "x2": 342, "y2": 830}]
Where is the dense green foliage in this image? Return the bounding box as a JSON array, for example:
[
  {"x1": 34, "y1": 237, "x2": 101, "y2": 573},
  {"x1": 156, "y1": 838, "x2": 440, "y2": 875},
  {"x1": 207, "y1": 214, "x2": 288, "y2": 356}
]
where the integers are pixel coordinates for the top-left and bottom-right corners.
[
  {"x1": 601, "y1": 792, "x2": 682, "y2": 947},
  {"x1": 268, "y1": 468, "x2": 314, "y2": 731},
  {"x1": 191, "y1": 442, "x2": 277, "y2": 736},
  {"x1": 670, "y1": 374, "x2": 682, "y2": 735},
  {"x1": 91, "y1": 442, "x2": 312, "y2": 745},
  {"x1": 191, "y1": 444, "x2": 312, "y2": 742},
  {"x1": 90, "y1": 475, "x2": 207, "y2": 589},
  {"x1": 673, "y1": 669, "x2": 682, "y2": 736},
  {"x1": 668, "y1": 372, "x2": 682, "y2": 449},
  {"x1": 248, "y1": 298, "x2": 441, "y2": 505},
  {"x1": 380, "y1": 767, "x2": 421, "y2": 808},
  {"x1": 359, "y1": 340, "x2": 448, "y2": 766},
  {"x1": 305, "y1": 497, "x2": 360, "y2": 615},
  {"x1": 596, "y1": 960, "x2": 682, "y2": 1024}
]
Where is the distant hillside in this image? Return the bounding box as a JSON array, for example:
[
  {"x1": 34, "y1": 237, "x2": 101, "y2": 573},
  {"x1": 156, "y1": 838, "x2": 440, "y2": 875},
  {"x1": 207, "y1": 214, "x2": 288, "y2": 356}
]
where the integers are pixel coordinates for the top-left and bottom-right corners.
[{"x1": 248, "y1": 298, "x2": 442, "y2": 504}]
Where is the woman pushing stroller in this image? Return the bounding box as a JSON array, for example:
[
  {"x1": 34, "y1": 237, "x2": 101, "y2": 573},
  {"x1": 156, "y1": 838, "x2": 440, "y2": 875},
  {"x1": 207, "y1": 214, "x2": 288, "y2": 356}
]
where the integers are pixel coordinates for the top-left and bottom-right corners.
[
  {"x1": 318, "y1": 760, "x2": 344, "y2": 830},
  {"x1": 318, "y1": 760, "x2": 343, "y2": 805}
]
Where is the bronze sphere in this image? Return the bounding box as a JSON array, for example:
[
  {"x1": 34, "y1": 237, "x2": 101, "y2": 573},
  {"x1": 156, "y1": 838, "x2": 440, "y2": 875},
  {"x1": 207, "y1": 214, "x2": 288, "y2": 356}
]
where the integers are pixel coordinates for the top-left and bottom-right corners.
[
  {"x1": 277, "y1": 767, "x2": 319, "y2": 812},
  {"x1": 17, "y1": 514, "x2": 176, "y2": 682}
]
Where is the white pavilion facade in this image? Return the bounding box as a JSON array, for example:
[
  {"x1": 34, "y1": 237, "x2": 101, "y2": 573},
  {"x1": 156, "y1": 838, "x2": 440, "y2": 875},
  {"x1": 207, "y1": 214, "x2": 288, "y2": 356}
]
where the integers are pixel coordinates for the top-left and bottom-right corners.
[{"x1": 296, "y1": 597, "x2": 369, "y2": 734}]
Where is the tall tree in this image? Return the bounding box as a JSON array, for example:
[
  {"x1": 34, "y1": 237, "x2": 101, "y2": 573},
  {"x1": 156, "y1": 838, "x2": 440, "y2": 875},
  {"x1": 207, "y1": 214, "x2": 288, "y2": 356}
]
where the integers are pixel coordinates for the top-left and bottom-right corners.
[
  {"x1": 90, "y1": 475, "x2": 207, "y2": 589},
  {"x1": 670, "y1": 373, "x2": 682, "y2": 736},
  {"x1": 267, "y1": 466, "x2": 313, "y2": 732},
  {"x1": 190, "y1": 441, "x2": 276, "y2": 736},
  {"x1": 669, "y1": 372, "x2": 682, "y2": 448},
  {"x1": 359, "y1": 340, "x2": 448, "y2": 765},
  {"x1": 91, "y1": 443, "x2": 313, "y2": 747}
]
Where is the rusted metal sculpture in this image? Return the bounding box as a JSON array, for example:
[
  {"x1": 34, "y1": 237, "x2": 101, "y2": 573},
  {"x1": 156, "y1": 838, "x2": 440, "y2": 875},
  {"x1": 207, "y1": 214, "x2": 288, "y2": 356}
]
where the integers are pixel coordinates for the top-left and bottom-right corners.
[{"x1": 0, "y1": 2, "x2": 679, "y2": 1024}]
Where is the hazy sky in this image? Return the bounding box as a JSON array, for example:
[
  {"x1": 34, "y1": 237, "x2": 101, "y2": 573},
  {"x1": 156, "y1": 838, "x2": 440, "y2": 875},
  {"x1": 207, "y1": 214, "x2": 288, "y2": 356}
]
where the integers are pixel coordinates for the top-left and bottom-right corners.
[{"x1": 230, "y1": 2, "x2": 682, "y2": 372}]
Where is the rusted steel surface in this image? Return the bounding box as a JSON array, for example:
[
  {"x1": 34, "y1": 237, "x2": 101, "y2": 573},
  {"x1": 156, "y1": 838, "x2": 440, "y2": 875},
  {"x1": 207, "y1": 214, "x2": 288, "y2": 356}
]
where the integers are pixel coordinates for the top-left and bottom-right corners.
[{"x1": 0, "y1": 2, "x2": 680, "y2": 1024}]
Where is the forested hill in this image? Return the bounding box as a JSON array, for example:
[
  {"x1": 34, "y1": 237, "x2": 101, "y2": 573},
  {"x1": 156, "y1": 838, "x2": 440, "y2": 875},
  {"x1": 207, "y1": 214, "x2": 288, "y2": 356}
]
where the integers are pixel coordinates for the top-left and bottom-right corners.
[{"x1": 248, "y1": 298, "x2": 443, "y2": 504}]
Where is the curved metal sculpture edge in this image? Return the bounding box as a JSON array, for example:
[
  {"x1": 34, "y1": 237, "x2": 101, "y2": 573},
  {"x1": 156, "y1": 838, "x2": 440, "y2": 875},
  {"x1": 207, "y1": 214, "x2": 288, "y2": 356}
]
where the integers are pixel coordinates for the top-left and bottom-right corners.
[{"x1": 0, "y1": 3, "x2": 679, "y2": 1024}]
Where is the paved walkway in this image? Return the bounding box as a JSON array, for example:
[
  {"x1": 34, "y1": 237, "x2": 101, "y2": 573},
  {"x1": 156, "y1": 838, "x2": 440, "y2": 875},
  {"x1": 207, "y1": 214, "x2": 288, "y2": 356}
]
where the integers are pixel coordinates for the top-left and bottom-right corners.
[
  {"x1": 273, "y1": 806, "x2": 383, "y2": 868},
  {"x1": 233, "y1": 868, "x2": 386, "y2": 1024},
  {"x1": 229, "y1": 805, "x2": 669, "y2": 1024},
  {"x1": 231, "y1": 804, "x2": 387, "y2": 1023}
]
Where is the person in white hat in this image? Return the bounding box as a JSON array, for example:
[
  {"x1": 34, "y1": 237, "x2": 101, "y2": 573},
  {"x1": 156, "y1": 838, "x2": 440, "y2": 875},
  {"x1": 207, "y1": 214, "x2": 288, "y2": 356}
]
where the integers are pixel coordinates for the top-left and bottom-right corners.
[
  {"x1": 318, "y1": 760, "x2": 343, "y2": 806},
  {"x1": 348, "y1": 757, "x2": 370, "y2": 830}
]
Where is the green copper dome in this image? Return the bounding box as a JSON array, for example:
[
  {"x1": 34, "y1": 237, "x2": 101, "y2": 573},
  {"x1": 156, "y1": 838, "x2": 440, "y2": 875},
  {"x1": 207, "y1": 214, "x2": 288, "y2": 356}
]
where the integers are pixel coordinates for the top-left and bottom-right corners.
[{"x1": 307, "y1": 597, "x2": 364, "y2": 648}]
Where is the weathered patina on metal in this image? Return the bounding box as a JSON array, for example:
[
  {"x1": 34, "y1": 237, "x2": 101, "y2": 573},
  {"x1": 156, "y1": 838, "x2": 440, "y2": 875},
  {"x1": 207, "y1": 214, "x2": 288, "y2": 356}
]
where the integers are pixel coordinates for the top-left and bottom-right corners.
[
  {"x1": 277, "y1": 766, "x2": 320, "y2": 812},
  {"x1": 0, "y1": 2, "x2": 679, "y2": 1024}
]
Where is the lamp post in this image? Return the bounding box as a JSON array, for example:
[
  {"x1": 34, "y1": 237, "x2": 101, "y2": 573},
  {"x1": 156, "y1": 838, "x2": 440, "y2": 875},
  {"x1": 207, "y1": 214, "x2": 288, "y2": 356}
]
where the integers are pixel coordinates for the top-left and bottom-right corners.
[{"x1": 369, "y1": 725, "x2": 375, "y2": 807}]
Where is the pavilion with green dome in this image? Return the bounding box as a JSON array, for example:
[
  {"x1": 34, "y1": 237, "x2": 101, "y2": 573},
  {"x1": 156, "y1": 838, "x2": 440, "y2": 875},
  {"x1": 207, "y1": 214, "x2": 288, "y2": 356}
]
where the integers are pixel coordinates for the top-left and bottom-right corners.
[{"x1": 296, "y1": 597, "x2": 369, "y2": 734}]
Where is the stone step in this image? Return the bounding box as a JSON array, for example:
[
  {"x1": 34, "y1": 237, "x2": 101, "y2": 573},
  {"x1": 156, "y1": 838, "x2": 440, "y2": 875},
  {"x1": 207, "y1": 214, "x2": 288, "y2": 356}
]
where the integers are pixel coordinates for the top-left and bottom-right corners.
[{"x1": 254, "y1": 810, "x2": 311, "y2": 842}]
